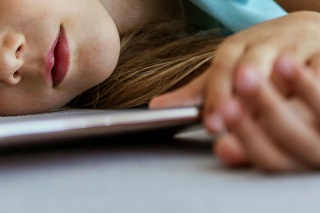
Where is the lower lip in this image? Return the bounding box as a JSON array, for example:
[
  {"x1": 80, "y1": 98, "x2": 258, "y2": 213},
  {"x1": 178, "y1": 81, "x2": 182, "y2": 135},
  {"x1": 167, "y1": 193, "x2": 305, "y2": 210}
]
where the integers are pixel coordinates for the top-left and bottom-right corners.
[{"x1": 51, "y1": 26, "x2": 70, "y2": 87}]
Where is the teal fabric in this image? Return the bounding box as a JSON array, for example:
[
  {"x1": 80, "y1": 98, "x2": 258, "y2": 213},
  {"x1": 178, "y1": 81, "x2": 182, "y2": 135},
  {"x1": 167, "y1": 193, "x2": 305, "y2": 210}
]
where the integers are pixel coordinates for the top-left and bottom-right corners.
[{"x1": 190, "y1": 0, "x2": 288, "y2": 32}]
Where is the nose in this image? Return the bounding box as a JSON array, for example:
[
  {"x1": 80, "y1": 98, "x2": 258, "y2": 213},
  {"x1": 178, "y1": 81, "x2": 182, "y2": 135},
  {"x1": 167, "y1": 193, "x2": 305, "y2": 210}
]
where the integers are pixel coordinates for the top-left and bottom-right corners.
[{"x1": 0, "y1": 32, "x2": 25, "y2": 85}]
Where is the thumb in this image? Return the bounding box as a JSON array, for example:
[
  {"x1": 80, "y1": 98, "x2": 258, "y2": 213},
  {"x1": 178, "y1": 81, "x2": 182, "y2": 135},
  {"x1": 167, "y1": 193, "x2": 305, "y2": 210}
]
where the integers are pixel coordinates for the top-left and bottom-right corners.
[{"x1": 149, "y1": 72, "x2": 209, "y2": 109}]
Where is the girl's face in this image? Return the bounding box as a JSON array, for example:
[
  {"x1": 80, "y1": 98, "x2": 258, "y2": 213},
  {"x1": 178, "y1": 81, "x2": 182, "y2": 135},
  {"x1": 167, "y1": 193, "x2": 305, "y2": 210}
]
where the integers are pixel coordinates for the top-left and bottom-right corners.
[{"x1": 0, "y1": 0, "x2": 120, "y2": 115}]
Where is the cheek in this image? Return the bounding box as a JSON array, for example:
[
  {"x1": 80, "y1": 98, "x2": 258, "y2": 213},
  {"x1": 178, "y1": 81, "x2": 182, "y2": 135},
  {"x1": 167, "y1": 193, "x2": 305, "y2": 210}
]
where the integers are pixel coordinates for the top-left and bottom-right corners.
[
  {"x1": 78, "y1": 38, "x2": 120, "y2": 87},
  {"x1": 63, "y1": 3, "x2": 120, "y2": 100},
  {"x1": 82, "y1": 32, "x2": 120, "y2": 71}
]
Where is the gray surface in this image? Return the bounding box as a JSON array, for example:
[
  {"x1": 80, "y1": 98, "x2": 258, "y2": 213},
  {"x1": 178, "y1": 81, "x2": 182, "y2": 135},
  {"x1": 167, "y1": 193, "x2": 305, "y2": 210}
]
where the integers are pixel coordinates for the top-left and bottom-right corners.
[{"x1": 0, "y1": 112, "x2": 320, "y2": 213}]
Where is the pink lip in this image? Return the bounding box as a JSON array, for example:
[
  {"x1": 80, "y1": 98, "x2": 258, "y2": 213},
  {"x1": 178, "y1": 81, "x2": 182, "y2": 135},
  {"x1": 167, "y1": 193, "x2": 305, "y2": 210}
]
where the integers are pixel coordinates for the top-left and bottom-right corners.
[{"x1": 46, "y1": 26, "x2": 70, "y2": 87}]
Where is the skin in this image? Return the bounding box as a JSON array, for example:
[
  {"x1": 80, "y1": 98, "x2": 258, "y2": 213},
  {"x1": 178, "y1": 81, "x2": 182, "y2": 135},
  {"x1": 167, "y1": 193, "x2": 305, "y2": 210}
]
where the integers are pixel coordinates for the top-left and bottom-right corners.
[
  {"x1": 0, "y1": 0, "x2": 122, "y2": 115},
  {"x1": 0, "y1": 0, "x2": 171, "y2": 116},
  {"x1": 219, "y1": 55, "x2": 320, "y2": 172},
  {"x1": 150, "y1": 1, "x2": 320, "y2": 173}
]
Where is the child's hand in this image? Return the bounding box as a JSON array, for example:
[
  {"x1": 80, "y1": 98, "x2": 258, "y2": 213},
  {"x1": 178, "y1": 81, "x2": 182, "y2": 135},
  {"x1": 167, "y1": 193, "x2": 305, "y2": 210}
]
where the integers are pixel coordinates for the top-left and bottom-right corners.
[
  {"x1": 150, "y1": 11, "x2": 320, "y2": 128},
  {"x1": 204, "y1": 11, "x2": 320, "y2": 133},
  {"x1": 149, "y1": 11, "x2": 320, "y2": 172},
  {"x1": 216, "y1": 55, "x2": 320, "y2": 172}
]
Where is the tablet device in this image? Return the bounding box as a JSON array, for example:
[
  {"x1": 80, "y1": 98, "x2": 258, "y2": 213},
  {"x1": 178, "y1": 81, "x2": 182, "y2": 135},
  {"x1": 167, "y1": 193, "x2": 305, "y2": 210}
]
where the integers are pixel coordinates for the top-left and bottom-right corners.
[{"x1": 0, "y1": 107, "x2": 201, "y2": 147}]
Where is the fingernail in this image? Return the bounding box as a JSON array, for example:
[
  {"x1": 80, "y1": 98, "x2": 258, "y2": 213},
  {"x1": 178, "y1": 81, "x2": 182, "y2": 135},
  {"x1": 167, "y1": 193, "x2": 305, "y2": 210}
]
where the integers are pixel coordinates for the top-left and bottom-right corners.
[
  {"x1": 206, "y1": 113, "x2": 225, "y2": 133},
  {"x1": 235, "y1": 67, "x2": 260, "y2": 94}
]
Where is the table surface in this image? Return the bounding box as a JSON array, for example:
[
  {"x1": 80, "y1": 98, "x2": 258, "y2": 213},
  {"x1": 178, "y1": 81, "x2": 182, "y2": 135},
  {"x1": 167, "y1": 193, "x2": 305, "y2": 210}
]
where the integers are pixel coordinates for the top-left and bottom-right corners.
[
  {"x1": 0, "y1": 123, "x2": 319, "y2": 213},
  {"x1": 0, "y1": 127, "x2": 320, "y2": 213}
]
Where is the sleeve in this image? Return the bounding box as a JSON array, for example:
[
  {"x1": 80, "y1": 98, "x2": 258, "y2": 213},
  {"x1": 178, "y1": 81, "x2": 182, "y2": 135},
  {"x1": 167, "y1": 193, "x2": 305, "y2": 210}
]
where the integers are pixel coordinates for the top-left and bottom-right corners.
[{"x1": 189, "y1": 0, "x2": 288, "y2": 32}]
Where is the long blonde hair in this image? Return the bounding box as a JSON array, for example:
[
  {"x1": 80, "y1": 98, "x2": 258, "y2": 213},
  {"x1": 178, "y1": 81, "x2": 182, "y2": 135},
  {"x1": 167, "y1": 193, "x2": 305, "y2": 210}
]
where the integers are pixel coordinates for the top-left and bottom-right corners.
[{"x1": 68, "y1": 9, "x2": 224, "y2": 109}]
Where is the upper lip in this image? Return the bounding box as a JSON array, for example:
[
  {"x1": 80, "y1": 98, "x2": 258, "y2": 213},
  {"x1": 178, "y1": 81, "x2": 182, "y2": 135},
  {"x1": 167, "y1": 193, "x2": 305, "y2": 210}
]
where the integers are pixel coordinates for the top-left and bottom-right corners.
[{"x1": 45, "y1": 26, "x2": 70, "y2": 87}]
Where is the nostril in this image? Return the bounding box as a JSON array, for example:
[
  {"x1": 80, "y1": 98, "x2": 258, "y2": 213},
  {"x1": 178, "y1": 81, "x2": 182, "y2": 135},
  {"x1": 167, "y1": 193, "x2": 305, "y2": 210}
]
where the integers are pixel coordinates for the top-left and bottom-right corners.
[
  {"x1": 13, "y1": 72, "x2": 19, "y2": 79},
  {"x1": 15, "y1": 45, "x2": 23, "y2": 58},
  {"x1": 10, "y1": 71, "x2": 22, "y2": 85}
]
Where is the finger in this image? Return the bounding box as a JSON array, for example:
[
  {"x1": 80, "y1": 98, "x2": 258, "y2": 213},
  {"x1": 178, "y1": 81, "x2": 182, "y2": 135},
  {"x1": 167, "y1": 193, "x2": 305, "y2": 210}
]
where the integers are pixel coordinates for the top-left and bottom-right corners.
[
  {"x1": 236, "y1": 66, "x2": 320, "y2": 167},
  {"x1": 236, "y1": 43, "x2": 279, "y2": 79},
  {"x1": 275, "y1": 55, "x2": 320, "y2": 119},
  {"x1": 214, "y1": 133, "x2": 250, "y2": 167},
  {"x1": 237, "y1": 39, "x2": 315, "y2": 97},
  {"x1": 148, "y1": 71, "x2": 209, "y2": 109},
  {"x1": 235, "y1": 28, "x2": 317, "y2": 80},
  {"x1": 204, "y1": 39, "x2": 245, "y2": 132},
  {"x1": 220, "y1": 98, "x2": 304, "y2": 172}
]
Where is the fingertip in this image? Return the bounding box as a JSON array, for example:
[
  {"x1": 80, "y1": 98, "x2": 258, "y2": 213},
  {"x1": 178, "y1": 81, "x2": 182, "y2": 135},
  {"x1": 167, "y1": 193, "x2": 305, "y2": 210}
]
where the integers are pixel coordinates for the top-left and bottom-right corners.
[
  {"x1": 204, "y1": 98, "x2": 242, "y2": 133},
  {"x1": 273, "y1": 55, "x2": 299, "y2": 81},
  {"x1": 220, "y1": 98, "x2": 243, "y2": 126},
  {"x1": 148, "y1": 96, "x2": 165, "y2": 109},
  {"x1": 213, "y1": 135, "x2": 249, "y2": 167},
  {"x1": 205, "y1": 112, "x2": 225, "y2": 133},
  {"x1": 235, "y1": 66, "x2": 261, "y2": 96}
]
